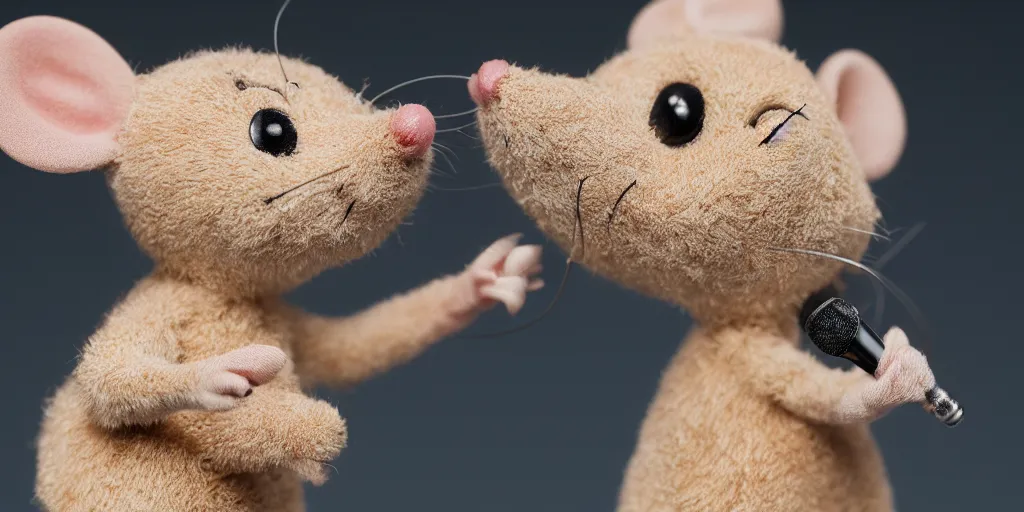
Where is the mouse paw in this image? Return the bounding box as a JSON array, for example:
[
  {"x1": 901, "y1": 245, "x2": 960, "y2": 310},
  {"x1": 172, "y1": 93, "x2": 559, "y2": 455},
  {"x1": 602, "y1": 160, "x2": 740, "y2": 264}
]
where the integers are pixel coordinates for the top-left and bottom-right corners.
[
  {"x1": 455, "y1": 234, "x2": 544, "y2": 316},
  {"x1": 191, "y1": 345, "x2": 287, "y2": 411},
  {"x1": 285, "y1": 400, "x2": 347, "y2": 483},
  {"x1": 876, "y1": 328, "x2": 936, "y2": 398},
  {"x1": 864, "y1": 327, "x2": 936, "y2": 415}
]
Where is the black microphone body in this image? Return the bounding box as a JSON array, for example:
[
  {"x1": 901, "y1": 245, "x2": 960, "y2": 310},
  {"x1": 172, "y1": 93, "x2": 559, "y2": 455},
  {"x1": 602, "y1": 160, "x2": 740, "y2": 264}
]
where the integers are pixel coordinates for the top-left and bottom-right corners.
[
  {"x1": 799, "y1": 286, "x2": 963, "y2": 427},
  {"x1": 799, "y1": 289, "x2": 885, "y2": 374},
  {"x1": 845, "y1": 321, "x2": 885, "y2": 375}
]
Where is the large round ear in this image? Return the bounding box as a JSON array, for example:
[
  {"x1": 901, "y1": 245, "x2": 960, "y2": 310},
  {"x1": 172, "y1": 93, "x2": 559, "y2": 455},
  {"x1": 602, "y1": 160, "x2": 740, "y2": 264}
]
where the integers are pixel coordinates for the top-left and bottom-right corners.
[
  {"x1": 0, "y1": 16, "x2": 135, "y2": 173},
  {"x1": 816, "y1": 49, "x2": 906, "y2": 181},
  {"x1": 628, "y1": 0, "x2": 783, "y2": 51}
]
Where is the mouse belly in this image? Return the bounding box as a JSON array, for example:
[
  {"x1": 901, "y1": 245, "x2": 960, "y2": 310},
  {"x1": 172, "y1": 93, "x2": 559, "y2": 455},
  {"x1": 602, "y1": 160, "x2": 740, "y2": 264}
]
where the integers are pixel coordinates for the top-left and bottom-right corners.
[
  {"x1": 35, "y1": 380, "x2": 306, "y2": 512},
  {"x1": 617, "y1": 372, "x2": 892, "y2": 512}
]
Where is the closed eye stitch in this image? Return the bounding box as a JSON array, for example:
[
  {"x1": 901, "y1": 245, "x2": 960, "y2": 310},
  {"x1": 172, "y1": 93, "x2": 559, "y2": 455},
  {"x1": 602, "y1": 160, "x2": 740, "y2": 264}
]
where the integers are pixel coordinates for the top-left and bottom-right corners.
[{"x1": 759, "y1": 103, "x2": 808, "y2": 145}]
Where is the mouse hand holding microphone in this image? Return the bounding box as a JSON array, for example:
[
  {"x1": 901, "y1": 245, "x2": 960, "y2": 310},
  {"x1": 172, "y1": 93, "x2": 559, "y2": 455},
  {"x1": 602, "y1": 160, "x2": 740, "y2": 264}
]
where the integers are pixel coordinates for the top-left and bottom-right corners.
[
  {"x1": 838, "y1": 326, "x2": 953, "y2": 425},
  {"x1": 870, "y1": 328, "x2": 951, "y2": 423},
  {"x1": 801, "y1": 293, "x2": 963, "y2": 427}
]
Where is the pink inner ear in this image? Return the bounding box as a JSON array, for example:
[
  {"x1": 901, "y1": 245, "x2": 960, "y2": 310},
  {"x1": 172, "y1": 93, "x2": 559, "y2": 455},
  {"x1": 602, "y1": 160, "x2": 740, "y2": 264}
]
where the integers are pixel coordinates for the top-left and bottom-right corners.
[
  {"x1": 696, "y1": 0, "x2": 783, "y2": 42},
  {"x1": 0, "y1": 16, "x2": 134, "y2": 173},
  {"x1": 627, "y1": 0, "x2": 783, "y2": 50},
  {"x1": 24, "y1": 52, "x2": 127, "y2": 135},
  {"x1": 817, "y1": 50, "x2": 907, "y2": 181}
]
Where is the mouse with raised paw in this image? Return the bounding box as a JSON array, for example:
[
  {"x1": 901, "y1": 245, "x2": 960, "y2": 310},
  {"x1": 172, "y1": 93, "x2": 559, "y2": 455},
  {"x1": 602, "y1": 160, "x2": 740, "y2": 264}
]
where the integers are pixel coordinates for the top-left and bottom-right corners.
[
  {"x1": 468, "y1": 0, "x2": 934, "y2": 509},
  {"x1": 0, "y1": 13, "x2": 541, "y2": 512}
]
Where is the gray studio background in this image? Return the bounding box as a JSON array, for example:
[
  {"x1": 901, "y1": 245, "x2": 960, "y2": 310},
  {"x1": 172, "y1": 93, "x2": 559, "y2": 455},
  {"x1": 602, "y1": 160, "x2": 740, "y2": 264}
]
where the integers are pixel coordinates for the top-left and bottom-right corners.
[{"x1": 0, "y1": 0, "x2": 1016, "y2": 510}]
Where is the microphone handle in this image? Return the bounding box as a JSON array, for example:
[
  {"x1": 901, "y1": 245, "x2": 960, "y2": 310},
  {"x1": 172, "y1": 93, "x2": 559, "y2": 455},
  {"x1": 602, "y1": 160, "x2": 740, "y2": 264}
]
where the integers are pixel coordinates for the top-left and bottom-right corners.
[
  {"x1": 838, "y1": 320, "x2": 963, "y2": 428},
  {"x1": 840, "y1": 320, "x2": 885, "y2": 375},
  {"x1": 925, "y1": 386, "x2": 964, "y2": 427}
]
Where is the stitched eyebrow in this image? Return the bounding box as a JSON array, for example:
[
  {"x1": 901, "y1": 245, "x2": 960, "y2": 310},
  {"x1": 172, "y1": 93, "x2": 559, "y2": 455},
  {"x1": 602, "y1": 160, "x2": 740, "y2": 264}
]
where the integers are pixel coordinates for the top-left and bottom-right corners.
[{"x1": 233, "y1": 78, "x2": 288, "y2": 99}]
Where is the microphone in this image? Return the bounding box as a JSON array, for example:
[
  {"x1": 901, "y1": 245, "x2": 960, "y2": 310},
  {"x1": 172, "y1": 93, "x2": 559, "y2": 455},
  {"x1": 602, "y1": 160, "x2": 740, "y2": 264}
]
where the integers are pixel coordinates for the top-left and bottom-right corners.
[{"x1": 799, "y1": 287, "x2": 963, "y2": 427}]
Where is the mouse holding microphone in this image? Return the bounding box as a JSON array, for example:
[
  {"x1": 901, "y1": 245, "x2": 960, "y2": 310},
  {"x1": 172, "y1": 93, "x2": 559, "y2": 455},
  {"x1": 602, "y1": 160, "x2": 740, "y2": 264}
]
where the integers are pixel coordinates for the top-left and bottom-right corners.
[
  {"x1": 468, "y1": 0, "x2": 947, "y2": 509},
  {"x1": 0, "y1": 8, "x2": 542, "y2": 512},
  {"x1": 801, "y1": 287, "x2": 963, "y2": 427}
]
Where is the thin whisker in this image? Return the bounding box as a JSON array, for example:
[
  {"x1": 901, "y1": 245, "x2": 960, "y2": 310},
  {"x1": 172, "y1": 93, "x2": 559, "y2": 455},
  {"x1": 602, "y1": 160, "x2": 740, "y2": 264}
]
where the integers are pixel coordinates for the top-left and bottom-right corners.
[
  {"x1": 471, "y1": 260, "x2": 574, "y2": 339},
  {"x1": 428, "y1": 183, "x2": 502, "y2": 192},
  {"x1": 369, "y1": 75, "x2": 471, "y2": 105},
  {"x1": 459, "y1": 178, "x2": 586, "y2": 339},
  {"x1": 874, "y1": 218, "x2": 902, "y2": 237},
  {"x1": 273, "y1": 0, "x2": 298, "y2": 97},
  {"x1": 428, "y1": 165, "x2": 455, "y2": 180},
  {"x1": 432, "y1": 143, "x2": 460, "y2": 164},
  {"x1": 431, "y1": 147, "x2": 458, "y2": 174},
  {"x1": 874, "y1": 222, "x2": 925, "y2": 270},
  {"x1": 864, "y1": 223, "x2": 925, "y2": 324},
  {"x1": 457, "y1": 129, "x2": 480, "y2": 140},
  {"x1": 264, "y1": 164, "x2": 350, "y2": 204},
  {"x1": 435, "y1": 107, "x2": 479, "y2": 120},
  {"x1": 842, "y1": 226, "x2": 891, "y2": 242},
  {"x1": 769, "y1": 246, "x2": 934, "y2": 356},
  {"x1": 437, "y1": 120, "x2": 478, "y2": 134},
  {"x1": 575, "y1": 177, "x2": 588, "y2": 258},
  {"x1": 431, "y1": 142, "x2": 459, "y2": 160},
  {"x1": 869, "y1": 273, "x2": 886, "y2": 327},
  {"x1": 607, "y1": 180, "x2": 637, "y2": 228}
]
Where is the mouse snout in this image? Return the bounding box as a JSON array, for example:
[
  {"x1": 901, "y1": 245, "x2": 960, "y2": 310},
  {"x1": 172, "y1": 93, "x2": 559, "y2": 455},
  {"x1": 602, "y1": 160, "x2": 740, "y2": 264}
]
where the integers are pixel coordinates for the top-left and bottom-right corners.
[
  {"x1": 468, "y1": 60, "x2": 510, "y2": 106},
  {"x1": 389, "y1": 104, "x2": 435, "y2": 158}
]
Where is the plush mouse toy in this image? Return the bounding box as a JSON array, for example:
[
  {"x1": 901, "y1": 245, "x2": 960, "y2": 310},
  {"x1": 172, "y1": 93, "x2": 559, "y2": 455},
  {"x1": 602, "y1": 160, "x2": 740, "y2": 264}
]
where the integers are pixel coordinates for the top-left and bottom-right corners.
[
  {"x1": 468, "y1": 0, "x2": 935, "y2": 509},
  {"x1": 0, "y1": 15, "x2": 543, "y2": 512}
]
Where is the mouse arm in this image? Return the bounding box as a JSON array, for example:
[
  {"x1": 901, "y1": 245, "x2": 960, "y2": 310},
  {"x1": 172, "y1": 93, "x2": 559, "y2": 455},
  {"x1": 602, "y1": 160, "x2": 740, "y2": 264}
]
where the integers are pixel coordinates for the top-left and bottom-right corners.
[
  {"x1": 74, "y1": 327, "x2": 193, "y2": 429},
  {"x1": 159, "y1": 387, "x2": 346, "y2": 485},
  {"x1": 285, "y1": 277, "x2": 474, "y2": 388},
  {"x1": 73, "y1": 295, "x2": 287, "y2": 430},
  {"x1": 287, "y1": 234, "x2": 543, "y2": 388},
  {"x1": 74, "y1": 291, "x2": 340, "y2": 483},
  {"x1": 740, "y1": 328, "x2": 935, "y2": 424}
]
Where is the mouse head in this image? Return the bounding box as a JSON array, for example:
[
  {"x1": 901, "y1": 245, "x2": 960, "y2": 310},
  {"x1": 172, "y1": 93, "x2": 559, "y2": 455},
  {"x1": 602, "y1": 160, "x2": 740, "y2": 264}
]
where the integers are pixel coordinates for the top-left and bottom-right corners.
[
  {"x1": 469, "y1": 0, "x2": 906, "y2": 326},
  {"x1": 0, "y1": 16, "x2": 435, "y2": 297}
]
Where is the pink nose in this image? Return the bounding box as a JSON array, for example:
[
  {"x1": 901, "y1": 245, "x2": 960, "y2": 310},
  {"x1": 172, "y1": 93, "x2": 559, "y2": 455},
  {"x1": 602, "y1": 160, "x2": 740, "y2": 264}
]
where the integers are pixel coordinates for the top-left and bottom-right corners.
[
  {"x1": 468, "y1": 60, "x2": 510, "y2": 106},
  {"x1": 390, "y1": 104, "x2": 435, "y2": 158}
]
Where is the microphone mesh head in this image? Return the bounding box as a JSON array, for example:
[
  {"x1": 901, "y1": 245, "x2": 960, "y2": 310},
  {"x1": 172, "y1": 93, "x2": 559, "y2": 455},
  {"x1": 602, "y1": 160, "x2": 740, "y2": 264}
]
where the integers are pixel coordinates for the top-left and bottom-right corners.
[{"x1": 803, "y1": 298, "x2": 860, "y2": 357}]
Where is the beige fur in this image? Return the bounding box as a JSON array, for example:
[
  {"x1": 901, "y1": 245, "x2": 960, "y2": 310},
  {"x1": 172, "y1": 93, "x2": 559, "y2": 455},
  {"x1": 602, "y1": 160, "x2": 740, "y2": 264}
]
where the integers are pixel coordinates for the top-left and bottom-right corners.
[
  {"x1": 470, "y1": 0, "x2": 936, "y2": 509},
  {"x1": 0, "y1": 16, "x2": 543, "y2": 512}
]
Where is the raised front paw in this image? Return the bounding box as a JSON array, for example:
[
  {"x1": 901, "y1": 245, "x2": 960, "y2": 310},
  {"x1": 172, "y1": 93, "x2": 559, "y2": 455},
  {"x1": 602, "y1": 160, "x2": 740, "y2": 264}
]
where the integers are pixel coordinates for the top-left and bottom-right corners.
[
  {"x1": 284, "y1": 399, "x2": 348, "y2": 485},
  {"x1": 191, "y1": 345, "x2": 287, "y2": 411},
  {"x1": 864, "y1": 327, "x2": 936, "y2": 416},
  {"x1": 456, "y1": 233, "x2": 544, "y2": 315}
]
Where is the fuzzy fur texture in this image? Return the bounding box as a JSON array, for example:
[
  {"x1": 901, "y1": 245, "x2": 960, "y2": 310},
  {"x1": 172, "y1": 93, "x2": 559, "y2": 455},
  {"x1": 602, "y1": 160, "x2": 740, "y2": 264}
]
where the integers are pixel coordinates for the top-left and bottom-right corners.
[
  {"x1": 38, "y1": 271, "x2": 521, "y2": 511},
  {"x1": 470, "y1": 0, "x2": 935, "y2": 509},
  {"x1": 0, "y1": 16, "x2": 543, "y2": 512}
]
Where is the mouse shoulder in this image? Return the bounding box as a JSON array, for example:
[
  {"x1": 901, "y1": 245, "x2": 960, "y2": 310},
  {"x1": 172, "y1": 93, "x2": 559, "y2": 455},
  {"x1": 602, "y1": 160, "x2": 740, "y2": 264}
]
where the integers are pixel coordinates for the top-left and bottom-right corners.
[
  {"x1": 93, "y1": 275, "x2": 299, "y2": 364},
  {"x1": 98, "y1": 276, "x2": 250, "y2": 336}
]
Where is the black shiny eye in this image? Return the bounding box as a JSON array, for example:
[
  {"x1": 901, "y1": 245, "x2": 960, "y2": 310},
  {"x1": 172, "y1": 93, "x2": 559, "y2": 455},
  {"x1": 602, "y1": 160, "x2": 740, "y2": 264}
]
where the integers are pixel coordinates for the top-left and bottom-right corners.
[
  {"x1": 649, "y1": 83, "x2": 705, "y2": 147},
  {"x1": 249, "y1": 109, "x2": 297, "y2": 157}
]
